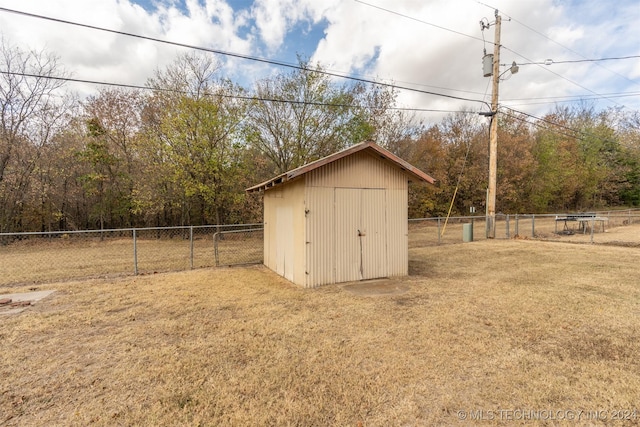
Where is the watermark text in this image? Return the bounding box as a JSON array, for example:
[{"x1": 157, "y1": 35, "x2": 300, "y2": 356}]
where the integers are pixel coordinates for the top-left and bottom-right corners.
[{"x1": 456, "y1": 408, "x2": 637, "y2": 422}]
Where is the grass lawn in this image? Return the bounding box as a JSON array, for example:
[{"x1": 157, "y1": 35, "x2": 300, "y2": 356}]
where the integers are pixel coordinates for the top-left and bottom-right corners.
[{"x1": 2, "y1": 238, "x2": 640, "y2": 425}]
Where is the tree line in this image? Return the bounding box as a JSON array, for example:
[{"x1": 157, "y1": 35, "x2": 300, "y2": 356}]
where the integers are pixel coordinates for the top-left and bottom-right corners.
[{"x1": 1, "y1": 41, "x2": 639, "y2": 233}]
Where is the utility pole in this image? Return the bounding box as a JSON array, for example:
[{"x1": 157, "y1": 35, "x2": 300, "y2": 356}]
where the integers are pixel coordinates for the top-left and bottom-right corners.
[{"x1": 487, "y1": 11, "x2": 501, "y2": 238}]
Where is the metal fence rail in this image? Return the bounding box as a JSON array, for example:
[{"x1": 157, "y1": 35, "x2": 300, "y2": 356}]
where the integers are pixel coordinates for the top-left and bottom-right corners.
[
  {"x1": 0, "y1": 224, "x2": 263, "y2": 287},
  {"x1": 408, "y1": 209, "x2": 640, "y2": 247},
  {"x1": 2, "y1": 209, "x2": 640, "y2": 287}
]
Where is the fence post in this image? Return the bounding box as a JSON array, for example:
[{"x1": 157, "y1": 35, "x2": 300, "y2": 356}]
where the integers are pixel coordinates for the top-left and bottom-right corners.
[
  {"x1": 506, "y1": 214, "x2": 510, "y2": 239},
  {"x1": 213, "y1": 232, "x2": 220, "y2": 266},
  {"x1": 515, "y1": 214, "x2": 519, "y2": 236},
  {"x1": 133, "y1": 228, "x2": 138, "y2": 275},
  {"x1": 531, "y1": 214, "x2": 535, "y2": 237},
  {"x1": 437, "y1": 218, "x2": 441, "y2": 244},
  {"x1": 190, "y1": 226, "x2": 194, "y2": 269},
  {"x1": 590, "y1": 217, "x2": 595, "y2": 243}
]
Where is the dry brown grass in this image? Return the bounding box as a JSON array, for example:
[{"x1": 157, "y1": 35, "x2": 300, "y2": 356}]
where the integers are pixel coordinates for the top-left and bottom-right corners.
[
  {"x1": 2, "y1": 235, "x2": 640, "y2": 425},
  {"x1": 0, "y1": 237, "x2": 221, "y2": 286},
  {"x1": 1, "y1": 239, "x2": 140, "y2": 284}
]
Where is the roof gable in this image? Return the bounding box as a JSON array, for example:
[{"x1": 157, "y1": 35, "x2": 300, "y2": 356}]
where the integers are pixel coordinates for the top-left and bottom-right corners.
[{"x1": 246, "y1": 141, "x2": 435, "y2": 192}]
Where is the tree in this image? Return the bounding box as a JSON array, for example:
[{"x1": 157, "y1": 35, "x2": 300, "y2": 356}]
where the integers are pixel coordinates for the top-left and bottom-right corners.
[
  {"x1": 246, "y1": 60, "x2": 358, "y2": 174},
  {"x1": 0, "y1": 39, "x2": 72, "y2": 232},
  {"x1": 406, "y1": 125, "x2": 447, "y2": 218},
  {"x1": 31, "y1": 120, "x2": 88, "y2": 231},
  {"x1": 527, "y1": 106, "x2": 629, "y2": 212},
  {"x1": 78, "y1": 89, "x2": 145, "y2": 228},
  {"x1": 351, "y1": 83, "x2": 424, "y2": 153},
  {"x1": 436, "y1": 112, "x2": 487, "y2": 215},
  {"x1": 572, "y1": 107, "x2": 626, "y2": 208},
  {"x1": 143, "y1": 52, "x2": 249, "y2": 225},
  {"x1": 617, "y1": 111, "x2": 640, "y2": 206},
  {"x1": 496, "y1": 112, "x2": 537, "y2": 213}
]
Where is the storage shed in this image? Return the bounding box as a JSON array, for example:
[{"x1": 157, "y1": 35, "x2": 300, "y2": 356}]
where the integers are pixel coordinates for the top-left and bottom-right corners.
[{"x1": 246, "y1": 141, "x2": 435, "y2": 288}]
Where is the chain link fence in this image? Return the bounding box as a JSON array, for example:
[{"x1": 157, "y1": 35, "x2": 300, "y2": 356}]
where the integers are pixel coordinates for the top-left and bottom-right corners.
[
  {"x1": 2, "y1": 209, "x2": 640, "y2": 287},
  {"x1": 214, "y1": 228, "x2": 264, "y2": 267},
  {"x1": 408, "y1": 209, "x2": 640, "y2": 248},
  {"x1": 0, "y1": 224, "x2": 263, "y2": 287}
]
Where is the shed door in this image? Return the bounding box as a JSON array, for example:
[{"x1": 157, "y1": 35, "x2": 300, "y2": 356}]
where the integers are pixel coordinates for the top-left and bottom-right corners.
[{"x1": 334, "y1": 188, "x2": 387, "y2": 282}]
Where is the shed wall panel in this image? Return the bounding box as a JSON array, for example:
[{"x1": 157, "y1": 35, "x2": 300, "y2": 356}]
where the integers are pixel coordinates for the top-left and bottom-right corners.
[
  {"x1": 307, "y1": 151, "x2": 407, "y2": 190},
  {"x1": 292, "y1": 181, "x2": 307, "y2": 286},
  {"x1": 263, "y1": 178, "x2": 306, "y2": 286},
  {"x1": 303, "y1": 153, "x2": 410, "y2": 286},
  {"x1": 262, "y1": 190, "x2": 277, "y2": 273},
  {"x1": 334, "y1": 188, "x2": 363, "y2": 283},
  {"x1": 385, "y1": 189, "x2": 409, "y2": 277},
  {"x1": 264, "y1": 148, "x2": 414, "y2": 287},
  {"x1": 275, "y1": 206, "x2": 294, "y2": 281},
  {"x1": 332, "y1": 188, "x2": 389, "y2": 282},
  {"x1": 361, "y1": 189, "x2": 388, "y2": 279},
  {"x1": 304, "y1": 187, "x2": 335, "y2": 288}
]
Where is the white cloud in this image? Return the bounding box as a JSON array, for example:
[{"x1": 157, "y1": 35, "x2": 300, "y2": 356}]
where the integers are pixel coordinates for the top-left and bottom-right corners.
[
  {"x1": 0, "y1": 0, "x2": 256, "y2": 94},
  {"x1": 308, "y1": 0, "x2": 640, "y2": 119},
  {"x1": 546, "y1": 26, "x2": 585, "y2": 48},
  {"x1": 0, "y1": 0, "x2": 636, "y2": 117},
  {"x1": 251, "y1": 0, "x2": 337, "y2": 51}
]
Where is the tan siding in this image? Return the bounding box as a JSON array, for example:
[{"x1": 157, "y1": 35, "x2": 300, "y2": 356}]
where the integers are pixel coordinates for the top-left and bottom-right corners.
[
  {"x1": 263, "y1": 178, "x2": 306, "y2": 286},
  {"x1": 266, "y1": 149, "x2": 413, "y2": 287},
  {"x1": 361, "y1": 189, "x2": 388, "y2": 279},
  {"x1": 307, "y1": 151, "x2": 406, "y2": 189},
  {"x1": 334, "y1": 188, "x2": 362, "y2": 283},
  {"x1": 275, "y1": 205, "x2": 294, "y2": 281},
  {"x1": 304, "y1": 187, "x2": 335, "y2": 288},
  {"x1": 263, "y1": 190, "x2": 276, "y2": 273},
  {"x1": 386, "y1": 188, "x2": 409, "y2": 277},
  {"x1": 332, "y1": 188, "x2": 390, "y2": 283},
  {"x1": 305, "y1": 153, "x2": 410, "y2": 286}
]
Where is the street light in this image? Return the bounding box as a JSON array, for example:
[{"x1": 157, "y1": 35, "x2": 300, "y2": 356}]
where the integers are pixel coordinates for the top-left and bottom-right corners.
[{"x1": 505, "y1": 61, "x2": 519, "y2": 76}]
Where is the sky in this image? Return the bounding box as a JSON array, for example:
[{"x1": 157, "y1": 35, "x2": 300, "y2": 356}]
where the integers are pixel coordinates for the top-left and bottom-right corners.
[{"x1": 0, "y1": 0, "x2": 638, "y2": 123}]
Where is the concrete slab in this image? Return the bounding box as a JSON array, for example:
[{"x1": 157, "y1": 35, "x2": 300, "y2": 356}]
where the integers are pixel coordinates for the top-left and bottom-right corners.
[{"x1": 0, "y1": 290, "x2": 56, "y2": 315}]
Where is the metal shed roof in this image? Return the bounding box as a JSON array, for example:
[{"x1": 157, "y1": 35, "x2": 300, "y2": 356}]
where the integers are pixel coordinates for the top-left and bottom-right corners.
[{"x1": 246, "y1": 141, "x2": 435, "y2": 192}]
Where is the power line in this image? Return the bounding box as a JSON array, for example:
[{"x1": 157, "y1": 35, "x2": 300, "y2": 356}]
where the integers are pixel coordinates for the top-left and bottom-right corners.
[
  {"x1": 504, "y1": 91, "x2": 640, "y2": 102},
  {"x1": 502, "y1": 105, "x2": 639, "y2": 151},
  {"x1": 502, "y1": 91, "x2": 640, "y2": 107},
  {"x1": 499, "y1": 108, "x2": 578, "y2": 140},
  {"x1": 501, "y1": 106, "x2": 581, "y2": 135},
  {"x1": 517, "y1": 55, "x2": 640, "y2": 66},
  {"x1": 477, "y1": 1, "x2": 639, "y2": 88},
  {"x1": 0, "y1": 6, "x2": 489, "y2": 109},
  {"x1": 477, "y1": 8, "x2": 629, "y2": 109},
  {"x1": 0, "y1": 7, "x2": 299, "y2": 70},
  {"x1": 349, "y1": 1, "x2": 630, "y2": 111},
  {"x1": 501, "y1": 45, "x2": 629, "y2": 110},
  {"x1": 501, "y1": 105, "x2": 631, "y2": 147},
  {"x1": 0, "y1": 69, "x2": 477, "y2": 115},
  {"x1": 353, "y1": 0, "x2": 487, "y2": 43},
  {"x1": 499, "y1": 106, "x2": 580, "y2": 139},
  {"x1": 474, "y1": 3, "x2": 635, "y2": 108},
  {"x1": 503, "y1": 93, "x2": 640, "y2": 107}
]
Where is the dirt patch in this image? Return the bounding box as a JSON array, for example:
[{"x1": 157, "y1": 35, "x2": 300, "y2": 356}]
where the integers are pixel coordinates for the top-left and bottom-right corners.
[{"x1": 341, "y1": 278, "x2": 411, "y2": 296}]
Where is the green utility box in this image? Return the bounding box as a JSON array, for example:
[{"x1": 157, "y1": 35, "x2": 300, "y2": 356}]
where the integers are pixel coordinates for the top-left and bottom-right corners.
[{"x1": 463, "y1": 222, "x2": 473, "y2": 242}]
